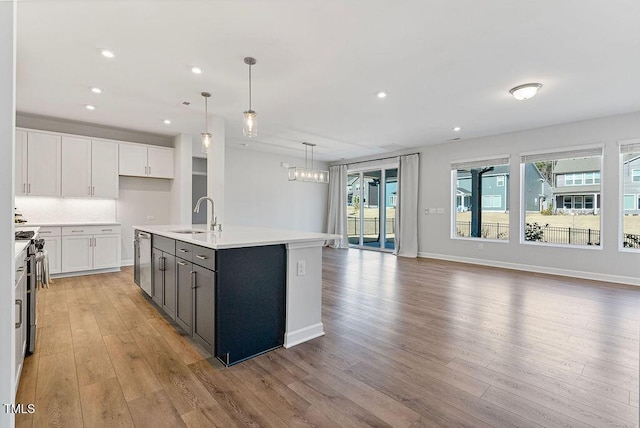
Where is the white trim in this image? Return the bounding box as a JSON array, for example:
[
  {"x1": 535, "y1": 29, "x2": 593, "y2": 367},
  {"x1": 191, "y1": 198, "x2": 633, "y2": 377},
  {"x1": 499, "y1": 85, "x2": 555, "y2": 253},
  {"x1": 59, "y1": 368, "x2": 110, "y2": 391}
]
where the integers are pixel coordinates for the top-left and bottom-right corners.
[
  {"x1": 286, "y1": 240, "x2": 326, "y2": 250},
  {"x1": 347, "y1": 161, "x2": 398, "y2": 174},
  {"x1": 450, "y1": 154, "x2": 510, "y2": 170},
  {"x1": 417, "y1": 252, "x2": 640, "y2": 287},
  {"x1": 451, "y1": 236, "x2": 509, "y2": 244},
  {"x1": 283, "y1": 322, "x2": 324, "y2": 348},
  {"x1": 51, "y1": 267, "x2": 120, "y2": 278},
  {"x1": 520, "y1": 240, "x2": 602, "y2": 250},
  {"x1": 519, "y1": 143, "x2": 604, "y2": 161},
  {"x1": 121, "y1": 259, "x2": 134, "y2": 266}
]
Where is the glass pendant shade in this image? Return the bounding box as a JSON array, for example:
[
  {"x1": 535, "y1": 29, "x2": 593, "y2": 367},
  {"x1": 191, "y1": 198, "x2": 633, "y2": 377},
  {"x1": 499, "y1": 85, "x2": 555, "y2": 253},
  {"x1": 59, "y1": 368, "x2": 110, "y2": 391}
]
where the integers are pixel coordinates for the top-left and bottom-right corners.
[
  {"x1": 287, "y1": 142, "x2": 329, "y2": 183},
  {"x1": 201, "y1": 132, "x2": 212, "y2": 154},
  {"x1": 243, "y1": 110, "x2": 257, "y2": 137}
]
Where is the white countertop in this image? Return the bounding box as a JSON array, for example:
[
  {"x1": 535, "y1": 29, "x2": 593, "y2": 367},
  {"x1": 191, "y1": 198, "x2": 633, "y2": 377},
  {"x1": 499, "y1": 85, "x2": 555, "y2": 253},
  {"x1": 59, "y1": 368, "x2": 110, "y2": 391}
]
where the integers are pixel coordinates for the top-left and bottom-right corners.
[
  {"x1": 15, "y1": 226, "x2": 40, "y2": 260},
  {"x1": 21, "y1": 222, "x2": 121, "y2": 227},
  {"x1": 133, "y1": 224, "x2": 340, "y2": 250}
]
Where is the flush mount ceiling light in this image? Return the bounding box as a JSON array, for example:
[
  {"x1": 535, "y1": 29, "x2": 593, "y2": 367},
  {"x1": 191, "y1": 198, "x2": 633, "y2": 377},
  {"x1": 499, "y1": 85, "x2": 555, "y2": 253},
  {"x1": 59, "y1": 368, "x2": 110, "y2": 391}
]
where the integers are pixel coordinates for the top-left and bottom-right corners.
[
  {"x1": 91, "y1": 87, "x2": 102, "y2": 94},
  {"x1": 509, "y1": 83, "x2": 542, "y2": 100},
  {"x1": 288, "y1": 143, "x2": 329, "y2": 184},
  {"x1": 191, "y1": 66, "x2": 202, "y2": 74},
  {"x1": 201, "y1": 91, "x2": 212, "y2": 154},
  {"x1": 243, "y1": 57, "x2": 257, "y2": 137},
  {"x1": 101, "y1": 49, "x2": 114, "y2": 58}
]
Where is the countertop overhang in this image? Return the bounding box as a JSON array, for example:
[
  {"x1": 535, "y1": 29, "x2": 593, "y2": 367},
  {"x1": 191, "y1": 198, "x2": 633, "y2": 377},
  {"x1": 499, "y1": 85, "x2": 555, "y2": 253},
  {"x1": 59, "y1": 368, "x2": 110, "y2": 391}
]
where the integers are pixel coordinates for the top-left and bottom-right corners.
[{"x1": 133, "y1": 224, "x2": 340, "y2": 250}]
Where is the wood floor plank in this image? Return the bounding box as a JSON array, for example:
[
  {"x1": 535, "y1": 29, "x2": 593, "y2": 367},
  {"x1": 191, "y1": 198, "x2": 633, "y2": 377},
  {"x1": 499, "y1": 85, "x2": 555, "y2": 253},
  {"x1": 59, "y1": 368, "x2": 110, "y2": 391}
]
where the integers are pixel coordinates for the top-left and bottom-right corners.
[
  {"x1": 34, "y1": 350, "x2": 83, "y2": 428},
  {"x1": 127, "y1": 390, "x2": 187, "y2": 428},
  {"x1": 79, "y1": 377, "x2": 135, "y2": 427},
  {"x1": 103, "y1": 333, "x2": 163, "y2": 402},
  {"x1": 74, "y1": 340, "x2": 116, "y2": 388},
  {"x1": 92, "y1": 302, "x2": 130, "y2": 337},
  {"x1": 147, "y1": 317, "x2": 207, "y2": 365}
]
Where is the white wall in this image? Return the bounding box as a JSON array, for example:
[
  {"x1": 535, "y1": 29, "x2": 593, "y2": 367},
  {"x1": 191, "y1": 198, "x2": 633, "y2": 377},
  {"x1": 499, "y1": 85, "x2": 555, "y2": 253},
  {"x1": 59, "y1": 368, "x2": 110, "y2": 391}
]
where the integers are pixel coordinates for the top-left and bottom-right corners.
[
  {"x1": 225, "y1": 147, "x2": 328, "y2": 232},
  {"x1": 418, "y1": 110, "x2": 640, "y2": 285},
  {"x1": 117, "y1": 177, "x2": 172, "y2": 264},
  {"x1": 169, "y1": 133, "x2": 192, "y2": 225},
  {"x1": 1, "y1": 2, "x2": 16, "y2": 425}
]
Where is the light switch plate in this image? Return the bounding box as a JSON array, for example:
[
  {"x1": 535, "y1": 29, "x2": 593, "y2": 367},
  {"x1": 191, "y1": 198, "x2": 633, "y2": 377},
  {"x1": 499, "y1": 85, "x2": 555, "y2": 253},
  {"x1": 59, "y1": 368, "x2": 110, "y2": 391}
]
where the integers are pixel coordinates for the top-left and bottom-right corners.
[{"x1": 297, "y1": 260, "x2": 306, "y2": 276}]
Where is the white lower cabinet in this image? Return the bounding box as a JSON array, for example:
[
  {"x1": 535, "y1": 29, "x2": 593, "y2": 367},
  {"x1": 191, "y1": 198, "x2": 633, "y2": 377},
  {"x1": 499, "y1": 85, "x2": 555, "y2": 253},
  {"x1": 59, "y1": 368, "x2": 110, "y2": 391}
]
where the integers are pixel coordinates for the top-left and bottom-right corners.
[
  {"x1": 60, "y1": 225, "x2": 121, "y2": 273},
  {"x1": 38, "y1": 227, "x2": 62, "y2": 274}
]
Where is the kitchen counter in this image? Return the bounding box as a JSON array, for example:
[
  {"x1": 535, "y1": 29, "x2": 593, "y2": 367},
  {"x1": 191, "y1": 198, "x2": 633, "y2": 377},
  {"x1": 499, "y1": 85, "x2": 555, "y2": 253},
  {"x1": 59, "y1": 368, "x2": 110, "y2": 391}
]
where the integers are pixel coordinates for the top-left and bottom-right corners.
[
  {"x1": 20, "y1": 222, "x2": 120, "y2": 227},
  {"x1": 132, "y1": 224, "x2": 337, "y2": 250},
  {"x1": 134, "y1": 224, "x2": 340, "y2": 362}
]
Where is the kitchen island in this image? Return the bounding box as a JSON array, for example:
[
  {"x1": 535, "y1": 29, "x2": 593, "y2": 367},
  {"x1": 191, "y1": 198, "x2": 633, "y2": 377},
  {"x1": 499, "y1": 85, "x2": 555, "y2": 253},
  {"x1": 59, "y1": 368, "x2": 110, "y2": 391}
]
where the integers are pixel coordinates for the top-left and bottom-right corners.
[{"x1": 133, "y1": 224, "x2": 338, "y2": 366}]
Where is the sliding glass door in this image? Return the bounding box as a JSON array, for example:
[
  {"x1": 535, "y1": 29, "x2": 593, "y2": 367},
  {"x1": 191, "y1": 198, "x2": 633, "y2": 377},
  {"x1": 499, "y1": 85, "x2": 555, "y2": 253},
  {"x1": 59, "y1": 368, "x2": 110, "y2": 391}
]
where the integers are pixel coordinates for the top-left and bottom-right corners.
[{"x1": 347, "y1": 166, "x2": 398, "y2": 251}]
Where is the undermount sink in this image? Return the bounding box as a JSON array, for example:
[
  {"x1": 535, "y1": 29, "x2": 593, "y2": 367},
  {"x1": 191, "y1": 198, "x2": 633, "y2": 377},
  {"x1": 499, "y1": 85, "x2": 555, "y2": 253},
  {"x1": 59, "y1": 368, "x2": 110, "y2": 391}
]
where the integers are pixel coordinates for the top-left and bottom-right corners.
[{"x1": 170, "y1": 229, "x2": 207, "y2": 234}]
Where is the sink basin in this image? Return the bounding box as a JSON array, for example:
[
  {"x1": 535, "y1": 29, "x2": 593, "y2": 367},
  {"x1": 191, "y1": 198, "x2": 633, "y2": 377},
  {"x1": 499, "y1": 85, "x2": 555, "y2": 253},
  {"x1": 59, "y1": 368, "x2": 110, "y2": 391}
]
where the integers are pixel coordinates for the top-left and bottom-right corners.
[{"x1": 170, "y1": 229, "x2": 207, "y2": 234}]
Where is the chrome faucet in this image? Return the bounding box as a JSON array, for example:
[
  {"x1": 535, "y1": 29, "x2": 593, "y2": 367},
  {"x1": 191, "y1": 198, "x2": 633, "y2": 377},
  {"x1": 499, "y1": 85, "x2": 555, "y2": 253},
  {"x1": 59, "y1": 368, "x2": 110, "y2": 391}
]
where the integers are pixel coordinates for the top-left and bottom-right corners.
[{"x1": 193, "y1": 197, "x2": 220, "y2": 231}]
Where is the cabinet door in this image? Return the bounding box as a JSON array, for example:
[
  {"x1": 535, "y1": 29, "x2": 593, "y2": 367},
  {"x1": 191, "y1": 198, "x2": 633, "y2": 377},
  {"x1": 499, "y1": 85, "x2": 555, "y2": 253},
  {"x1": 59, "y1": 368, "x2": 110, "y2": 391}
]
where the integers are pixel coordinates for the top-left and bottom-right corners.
[
  {"x1": 94, "y1": 234, "x2": 120, "y2": 269},
  {"x1": 27, "y1": 132, "x2": 61, "y2": 196},
  {"x1": 15, "y1": 130, "x2": 28, "y2": 196},
  {"x1": 193, "y1": 265, "x2": 214, "y2": 352},
  {"x1": 162, "y1": 253, "x2": 176, "y2": 319},
  {"x1": 91, "y1": 140, "x2": 119, "y2": 198},
  {"x1": 175, "y1": 259, "x2": 193, "y2": 334},
  {"x1": 61, "y1": 136, "x2": 92, "y2": 197},
  {"x1": 61, "y1": 236, "x2": 93, "y2": 273},
  {"x1": 147, "y1": 147, "x2": 174, "y2": 179},
  {"x1": 151, "y1": 248, "x2": 164, "y2": 307},
  {"x1": 44, "y1": 236, "x2": 62, "y2": 274},
  {"x1": 119, "y1": 144, "x2": 147, "y2": 177}
]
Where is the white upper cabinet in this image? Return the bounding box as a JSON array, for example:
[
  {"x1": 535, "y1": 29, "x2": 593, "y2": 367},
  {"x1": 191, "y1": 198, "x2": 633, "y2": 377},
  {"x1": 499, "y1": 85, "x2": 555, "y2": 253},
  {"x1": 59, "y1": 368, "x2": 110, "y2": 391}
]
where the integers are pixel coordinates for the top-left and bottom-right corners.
[
  {"x1": 17, "y1": 131, "x2": 62, "y2": 197},
  {"x1": 119, "y1": 143, "x2": 173, "y2": 179},
  {"x1": 62, "y1": 137, "x2": 118, "y2": 198}
]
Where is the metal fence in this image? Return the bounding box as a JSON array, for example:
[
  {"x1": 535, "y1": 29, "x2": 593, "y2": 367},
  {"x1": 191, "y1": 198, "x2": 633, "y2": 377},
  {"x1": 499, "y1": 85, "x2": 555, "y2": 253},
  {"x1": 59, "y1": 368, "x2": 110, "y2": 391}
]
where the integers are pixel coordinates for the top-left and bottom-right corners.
[
  {"x1": 624, "y1": 233, "x2": 640, "y2": 248},
  {"x1": 456, "y1": 221, "x2": 602, "y2": 245},
  {"x1": 347, "y1": 216, "x2": 395, "y2": 236}
]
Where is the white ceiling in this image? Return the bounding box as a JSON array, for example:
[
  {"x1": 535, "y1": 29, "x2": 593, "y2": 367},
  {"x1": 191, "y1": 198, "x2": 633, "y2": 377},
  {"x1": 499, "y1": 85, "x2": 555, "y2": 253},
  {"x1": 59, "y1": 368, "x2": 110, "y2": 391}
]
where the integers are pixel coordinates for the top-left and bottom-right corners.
[{"x1": 16, "y1": 0, "x2": 640, "y2": 162}]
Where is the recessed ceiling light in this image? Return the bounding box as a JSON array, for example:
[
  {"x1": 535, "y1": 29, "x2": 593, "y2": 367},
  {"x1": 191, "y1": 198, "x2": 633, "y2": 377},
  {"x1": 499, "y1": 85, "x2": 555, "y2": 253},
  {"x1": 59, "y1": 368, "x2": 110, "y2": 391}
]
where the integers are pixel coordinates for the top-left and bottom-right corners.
[
  {"x1": 91, "y1": 87, "x2": 102, "y2": 94},
  {"x1": 85, "y1": 105, "x2": 96, "y2": 110},
  {"x1": 376, "y1": 91, "x2": 387, "y2": 99},
  {"x1": 509, "y1": 83, "x2": 542, "y2": 101},
  {"x1": 453, "y1": 127, "x2": 461, "y2": 132},
  {"x1": 163, "y1": 119, "x2": 172, "y2": 125},
  {"x1": 101, "y1": 49, "x2": 115, "y2": 59},
  {"x1": 191, "y1": 67, "x2": 202, "y2": 74}
]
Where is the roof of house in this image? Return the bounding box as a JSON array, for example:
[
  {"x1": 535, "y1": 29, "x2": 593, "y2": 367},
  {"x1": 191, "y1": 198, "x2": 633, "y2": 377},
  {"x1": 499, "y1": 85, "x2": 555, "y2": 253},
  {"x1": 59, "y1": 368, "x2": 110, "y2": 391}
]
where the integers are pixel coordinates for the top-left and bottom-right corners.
[{"x1": 554, "y1": 158, "x2": 600, "y2": 174}]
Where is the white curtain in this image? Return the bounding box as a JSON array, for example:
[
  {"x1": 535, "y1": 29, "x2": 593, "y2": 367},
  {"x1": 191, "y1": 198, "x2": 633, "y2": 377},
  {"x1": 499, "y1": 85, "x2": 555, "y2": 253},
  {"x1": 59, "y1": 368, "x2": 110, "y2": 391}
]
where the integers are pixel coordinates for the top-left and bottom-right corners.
[
  {"x1": 326, "y1": 165, "x2": 349, "y2": 248},
  {"x1": 395, "y1": 154, "x2": 419, "y2": 257}
]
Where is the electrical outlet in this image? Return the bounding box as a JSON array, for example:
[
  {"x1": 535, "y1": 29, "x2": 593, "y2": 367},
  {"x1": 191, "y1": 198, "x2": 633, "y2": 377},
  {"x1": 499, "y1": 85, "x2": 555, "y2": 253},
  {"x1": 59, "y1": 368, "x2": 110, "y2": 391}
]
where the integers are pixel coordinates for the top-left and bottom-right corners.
[
  {"x1": 147, "y1": 216, "x2": 154, "y2": 220},
  {"x1": 297, "y1": 260, "x2": 306, "y2": 276}
]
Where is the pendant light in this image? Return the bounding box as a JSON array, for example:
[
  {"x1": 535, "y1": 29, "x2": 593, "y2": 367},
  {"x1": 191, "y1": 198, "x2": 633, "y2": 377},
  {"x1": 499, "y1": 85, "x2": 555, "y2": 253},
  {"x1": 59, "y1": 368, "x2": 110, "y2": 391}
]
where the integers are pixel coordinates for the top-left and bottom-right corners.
[
  {"x1": 243, "y1": 57, "x2": 257, "y2": 137},
  {"x1": 201, "y1": 91, "x2": 212, "y2": 154},
  {"x1": 288, "y1": 143, "x2": 329, "y2": 184}
]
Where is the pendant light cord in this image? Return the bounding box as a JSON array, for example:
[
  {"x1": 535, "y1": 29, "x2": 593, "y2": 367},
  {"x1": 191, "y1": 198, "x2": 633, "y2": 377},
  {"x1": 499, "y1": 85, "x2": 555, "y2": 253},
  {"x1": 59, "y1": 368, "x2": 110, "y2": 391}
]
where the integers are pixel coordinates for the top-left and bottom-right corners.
[
  {"x1": 248, "y1": 64, "x2": 252, "y2": 111},
  {"x1": 205, "y1": 96, "x2": 208, "y2": 132}
]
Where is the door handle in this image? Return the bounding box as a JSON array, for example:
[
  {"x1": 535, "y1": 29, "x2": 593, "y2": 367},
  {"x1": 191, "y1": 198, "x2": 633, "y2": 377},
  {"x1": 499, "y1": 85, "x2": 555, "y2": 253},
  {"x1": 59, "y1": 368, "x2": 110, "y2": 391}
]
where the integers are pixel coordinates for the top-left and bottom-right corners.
[
  {"x1": 177, "y1": 261, "x2": 188, "y2": 266},
  {"x1": 178, "y1": 248, "x2": 189, "y2": 253},
  {"x1": 15, "y1": 299, "x2": 23, "y2": 328},
  {"x1": 190, "y1": 271, "x2": 197, "y2": 289},
  {"x1": 160, "y1": 256, "x2": 165, "y2": 271},
  {"x1": 195, "y1": 255, "x2": 208, "y2": 260}
]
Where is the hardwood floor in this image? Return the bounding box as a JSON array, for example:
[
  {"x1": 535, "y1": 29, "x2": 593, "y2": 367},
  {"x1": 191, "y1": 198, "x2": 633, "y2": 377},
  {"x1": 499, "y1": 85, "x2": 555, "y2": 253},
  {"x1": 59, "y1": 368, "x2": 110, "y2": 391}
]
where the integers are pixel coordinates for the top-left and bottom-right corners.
[{"x1": 15, "y1": 249, "x2": 640, "y2": 427}]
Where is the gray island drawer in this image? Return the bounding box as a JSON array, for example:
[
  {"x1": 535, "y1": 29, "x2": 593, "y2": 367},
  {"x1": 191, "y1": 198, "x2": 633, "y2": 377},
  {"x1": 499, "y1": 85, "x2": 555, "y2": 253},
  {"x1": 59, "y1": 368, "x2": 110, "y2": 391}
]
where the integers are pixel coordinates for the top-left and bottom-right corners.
[
  {"x1": 175, "y1": 241, "x2": 194, "y2": 261},
  {"x1": 192, "y1": 245, "x2": 215, "y2": 270},
  {"x1": 153, "y1": 235, "x2": 175, "y2": 254}
]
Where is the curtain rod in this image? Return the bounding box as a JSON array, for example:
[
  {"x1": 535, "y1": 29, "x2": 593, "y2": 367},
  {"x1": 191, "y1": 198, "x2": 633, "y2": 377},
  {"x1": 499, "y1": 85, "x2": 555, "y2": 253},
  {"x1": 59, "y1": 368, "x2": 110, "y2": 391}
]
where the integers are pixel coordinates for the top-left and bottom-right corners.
[{"x1": 331, "y1": 152, "x2": 420, "y2": 167}]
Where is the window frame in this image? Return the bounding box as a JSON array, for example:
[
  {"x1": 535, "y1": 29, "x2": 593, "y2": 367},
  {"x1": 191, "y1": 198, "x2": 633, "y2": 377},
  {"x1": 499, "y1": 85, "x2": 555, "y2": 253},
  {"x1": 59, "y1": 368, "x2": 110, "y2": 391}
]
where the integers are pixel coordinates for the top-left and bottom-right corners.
[{"x1": 619, "y1": 140, "x2": 640, "y2": 253}]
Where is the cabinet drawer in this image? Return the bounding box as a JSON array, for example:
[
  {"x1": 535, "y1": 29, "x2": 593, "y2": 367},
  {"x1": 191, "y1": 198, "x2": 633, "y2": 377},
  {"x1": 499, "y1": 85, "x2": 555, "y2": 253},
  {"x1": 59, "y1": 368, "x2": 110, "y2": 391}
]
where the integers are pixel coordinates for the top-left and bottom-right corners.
[
  {"x1": 192, "y1": 245, "x2": 215, "y2": 271},
  {"x1": 94, "y1": 225, "x2": 121, "y2": 235},
  {"x1": 175, "y1": 241, "x2": 193, "y2": 261},
  {"x1": 61, "y1": 226, "x2": 94, "y2": 236},
  {"x1": 37, "y1": 226, "x2": 61, "y2": 237},
  {"x1": 153, "y1": 235, "x2": 175, "y2": 255}
]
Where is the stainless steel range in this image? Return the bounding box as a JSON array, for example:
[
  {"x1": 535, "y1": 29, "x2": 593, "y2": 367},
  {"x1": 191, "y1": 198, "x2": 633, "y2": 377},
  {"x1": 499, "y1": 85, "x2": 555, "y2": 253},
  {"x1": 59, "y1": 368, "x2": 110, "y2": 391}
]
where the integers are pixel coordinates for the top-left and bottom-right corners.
[{"x1": 15, "y1": 230, "x2": 38, "y2": 354}]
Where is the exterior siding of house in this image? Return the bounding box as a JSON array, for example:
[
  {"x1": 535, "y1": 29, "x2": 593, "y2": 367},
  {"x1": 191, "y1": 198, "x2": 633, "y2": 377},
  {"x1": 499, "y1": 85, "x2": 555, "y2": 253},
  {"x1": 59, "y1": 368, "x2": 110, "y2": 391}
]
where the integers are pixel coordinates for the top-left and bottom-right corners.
[{"x1": 622, "y1": 156, "x2": 640, "y2": 215}]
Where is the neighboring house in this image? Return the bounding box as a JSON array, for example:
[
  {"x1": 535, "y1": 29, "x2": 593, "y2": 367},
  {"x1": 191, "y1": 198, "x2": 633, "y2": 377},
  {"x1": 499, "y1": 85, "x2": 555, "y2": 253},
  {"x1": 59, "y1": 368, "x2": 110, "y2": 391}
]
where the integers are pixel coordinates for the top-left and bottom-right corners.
[
  {"x1": 456, "y1": 164, "x2": 548, "y2": 212},
  {"x1": 552, "y1": 158, "x2": 601, "y2": 214},
  {"x1": 347, "y1": 174, "x2": 398, "y2": 208},
  {"x1": 622, "y1": 155, "x2": 640, "y2": 215}
]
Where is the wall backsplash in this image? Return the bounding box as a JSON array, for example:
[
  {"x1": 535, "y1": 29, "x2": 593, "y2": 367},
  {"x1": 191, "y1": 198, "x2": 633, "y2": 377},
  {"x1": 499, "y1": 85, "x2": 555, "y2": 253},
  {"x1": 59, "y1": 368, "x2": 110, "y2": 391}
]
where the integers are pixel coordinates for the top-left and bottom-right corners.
[{"x1": 15, "y1": 197, "x2": 117, "y2": 224}]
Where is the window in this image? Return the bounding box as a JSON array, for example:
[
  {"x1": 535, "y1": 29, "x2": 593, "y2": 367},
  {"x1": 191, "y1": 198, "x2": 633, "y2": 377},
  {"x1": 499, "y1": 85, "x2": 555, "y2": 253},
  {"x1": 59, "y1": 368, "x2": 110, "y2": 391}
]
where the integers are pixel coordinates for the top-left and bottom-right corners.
[
  {"x1": 521, "y1": 147, "x2": 602, "y2": 246},
  {"x1": 452, "y1": 156, "x2": 509, "y2": 240},
  {"x1": 624, "y1": 194, "x2": 635, "y2": 210},
  {"x1": 621, "y1": 144, "x2": 640, "y2": 250}
]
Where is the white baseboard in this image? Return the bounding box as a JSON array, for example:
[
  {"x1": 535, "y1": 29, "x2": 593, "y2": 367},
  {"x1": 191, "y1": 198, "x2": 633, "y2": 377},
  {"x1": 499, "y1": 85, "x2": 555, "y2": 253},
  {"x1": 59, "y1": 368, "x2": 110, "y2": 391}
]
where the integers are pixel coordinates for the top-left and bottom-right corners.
[
  {"x1": 418, "y1": 252, "x2": 640, "y2": 287},
  {"x1": 51, "y1": 267, "x2": 121, "y2": 279},
  {"x1": 121, "y1": 259, "x2": 134, "y2": 267},
  {"x1": 284, "y1": 323, "x2": 325, "y2": 348}
]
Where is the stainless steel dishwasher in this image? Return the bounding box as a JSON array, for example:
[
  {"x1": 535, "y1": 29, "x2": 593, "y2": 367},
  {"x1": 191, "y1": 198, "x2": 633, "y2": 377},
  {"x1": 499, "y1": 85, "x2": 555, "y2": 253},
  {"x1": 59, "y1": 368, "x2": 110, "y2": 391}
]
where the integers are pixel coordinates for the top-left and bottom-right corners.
[{"x1": 137, "y1": 231, "x2": 152, "y2": 296}]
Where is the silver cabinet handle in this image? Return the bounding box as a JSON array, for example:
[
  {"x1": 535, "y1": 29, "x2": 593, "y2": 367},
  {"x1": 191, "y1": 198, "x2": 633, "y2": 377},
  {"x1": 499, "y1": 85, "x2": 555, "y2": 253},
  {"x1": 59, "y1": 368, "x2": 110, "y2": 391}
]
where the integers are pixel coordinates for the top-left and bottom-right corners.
[
  {"x1": 148, "y1": 166, "x2": 151, "y2": 175},
  {"x1": 39, "y1": 231, "x2": 51, "y2": 234},
  {"x1": 93, "y1": 237, "x2": 97, "y2": 247},
  {"x1": 190, "y1": 271, "x2": 196, "y2": 289},
  {"x1": 28, "y1": 183, "x2": 31, "y2": 193},
  {"x1": 23, "y1": 183, "x2": 26, "y2": 193},
  {"x1": 195, "y1": 255, "x2": 208, "y2": 260},
  {"x1": 178, "y1": 248, "x2": 189, "y2": 253},
  {"x1": 15, "y1": 299, "x2": 23, "y2": 328},
  {"x1": 102, "y1": 229, "x2": 112, "y2": 232},
  {"x1": 177, "y1": 261, "x2": 188, "y2": 266},
  {"x1": 16, "y1": 266, "x2": 24, "y2": 272},
  {"x1": 92, "y1": 186, "x2": 95, "y2": 195},
  {"x1": 139, "y1": 232, "x2": 151, "y2": 239},
  {"x1": 160, "y1": 256, "x2": 166, "y2": 271},
  {"x1": 72, "y1": 230, "x2": 84, "y2": 233},
  {"x1": 88, "y1": 185, "x2": 91, "y2": 195}
]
